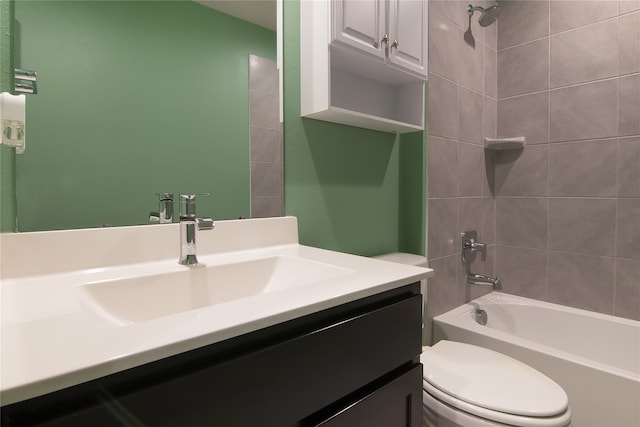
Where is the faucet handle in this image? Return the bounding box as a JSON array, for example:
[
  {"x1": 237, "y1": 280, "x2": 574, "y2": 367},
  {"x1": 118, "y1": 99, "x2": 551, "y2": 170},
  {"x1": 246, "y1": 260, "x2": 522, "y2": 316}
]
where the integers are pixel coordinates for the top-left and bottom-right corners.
[
  {"x1": 469, "y1": 240, "x2": 487, "y2": 261},
  {"x1": 461, "y1": 230, "x2": 487, "y2": 263},
  {"x1": 196, "y1": 217, "x2": 215, "y2": 231},
  {"x1": 179, "y1": 193, "x2": 209, "y2": 199},
  {"x1": 179, "y1": 193, "x2": 209, "y2": 204},
  {"x1": 179, "y1": 193, "x2": 210, "y2": 217}
]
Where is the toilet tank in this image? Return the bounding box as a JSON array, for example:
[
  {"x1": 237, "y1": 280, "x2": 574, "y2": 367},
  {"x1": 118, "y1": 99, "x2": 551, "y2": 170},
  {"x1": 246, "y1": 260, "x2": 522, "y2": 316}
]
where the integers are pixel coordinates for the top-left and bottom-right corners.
[{"x1": 372, "y1": 252, "x2": 428, "y2": 269}]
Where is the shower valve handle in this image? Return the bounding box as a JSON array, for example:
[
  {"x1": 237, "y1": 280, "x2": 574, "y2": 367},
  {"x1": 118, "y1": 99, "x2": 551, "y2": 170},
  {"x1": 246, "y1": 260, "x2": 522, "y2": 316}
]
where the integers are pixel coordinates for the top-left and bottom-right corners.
[
  {"x1": 461, "y1": 230, "x2": 487, "y2": 264},
  {"x1": 465, "y1": 239, "x2": 487, "y2": 261}
]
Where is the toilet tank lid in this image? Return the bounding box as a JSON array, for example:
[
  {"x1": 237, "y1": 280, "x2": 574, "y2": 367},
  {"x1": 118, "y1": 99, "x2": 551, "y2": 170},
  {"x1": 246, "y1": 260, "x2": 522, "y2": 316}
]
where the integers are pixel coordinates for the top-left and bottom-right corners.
[{"x1": 372, "y1": 252, "x2": 428, "y2": 268}]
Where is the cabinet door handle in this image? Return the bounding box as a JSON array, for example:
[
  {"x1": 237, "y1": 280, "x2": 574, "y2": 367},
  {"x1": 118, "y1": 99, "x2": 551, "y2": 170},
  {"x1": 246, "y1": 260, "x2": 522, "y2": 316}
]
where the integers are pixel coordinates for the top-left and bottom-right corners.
[
  {"x1": 379, "y1": 34, "x2": 389, "y2": 47},
  {"x1": 391, "y1": 39, "x2": 399, "y2": 49}
]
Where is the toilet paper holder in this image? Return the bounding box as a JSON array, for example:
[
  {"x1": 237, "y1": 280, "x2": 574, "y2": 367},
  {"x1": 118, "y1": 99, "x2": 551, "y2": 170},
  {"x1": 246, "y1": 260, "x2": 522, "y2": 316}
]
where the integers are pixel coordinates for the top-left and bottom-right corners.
[{"x1": 14, "y1": 68, "x2": 38, "y2": 95}]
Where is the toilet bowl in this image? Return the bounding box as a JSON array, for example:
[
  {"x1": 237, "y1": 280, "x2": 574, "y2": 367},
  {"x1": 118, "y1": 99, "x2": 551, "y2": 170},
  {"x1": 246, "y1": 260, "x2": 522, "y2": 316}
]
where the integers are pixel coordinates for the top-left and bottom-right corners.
[{"x1": 372, "y1": 253, "x2": 572, "y2": 427}]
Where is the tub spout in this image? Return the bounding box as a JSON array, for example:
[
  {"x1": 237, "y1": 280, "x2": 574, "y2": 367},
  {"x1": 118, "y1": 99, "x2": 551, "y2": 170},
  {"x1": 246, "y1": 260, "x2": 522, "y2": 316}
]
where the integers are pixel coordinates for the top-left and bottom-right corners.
[{"x1": 466, "y1": 272, "x2": 502, "y2": 290}]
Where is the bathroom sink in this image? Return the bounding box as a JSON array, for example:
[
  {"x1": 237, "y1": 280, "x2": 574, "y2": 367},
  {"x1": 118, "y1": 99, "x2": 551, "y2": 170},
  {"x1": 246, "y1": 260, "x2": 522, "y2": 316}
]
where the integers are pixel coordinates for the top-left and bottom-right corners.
[{"x1": 78, "y1": 256, "x2": 353, "y2": 325}]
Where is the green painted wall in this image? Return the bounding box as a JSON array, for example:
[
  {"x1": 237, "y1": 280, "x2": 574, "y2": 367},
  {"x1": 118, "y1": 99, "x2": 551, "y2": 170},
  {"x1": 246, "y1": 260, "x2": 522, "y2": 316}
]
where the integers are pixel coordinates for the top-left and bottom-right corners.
[
  {"x1": 0, "y1": 0, "x2": 17, "y2": 232},
  {"x1": 5, "y1": 0, "x2": 425, "y2": 257},
  {"x1": 283, "y1": 0, "x2": 425, "y2": 256},
  {"x1": 398, "y1": 131, "x2": 425, "y2": 256},
  {"x1": 0, "y1": 0, "x2": 9, "y2": 90},
  {"x1": 14, "y1": 1, "x2": 275, "y2": 231}
]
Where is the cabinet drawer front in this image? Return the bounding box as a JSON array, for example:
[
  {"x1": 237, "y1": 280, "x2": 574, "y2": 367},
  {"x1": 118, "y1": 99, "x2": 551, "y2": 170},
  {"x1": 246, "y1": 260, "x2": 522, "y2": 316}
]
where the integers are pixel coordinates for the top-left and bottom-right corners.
[
  {"x1": 5, "y1": 290, "x2": 422, "y2": 427},
  {"x1": 122, "y1": 296, "x2": 422, "y2": 427},
  {"x1": 312, "y1": 364, "x2": 423, "y2": 427},
  {"x1": 117, "y1": 294, "x2": 423, "y2": 426}
]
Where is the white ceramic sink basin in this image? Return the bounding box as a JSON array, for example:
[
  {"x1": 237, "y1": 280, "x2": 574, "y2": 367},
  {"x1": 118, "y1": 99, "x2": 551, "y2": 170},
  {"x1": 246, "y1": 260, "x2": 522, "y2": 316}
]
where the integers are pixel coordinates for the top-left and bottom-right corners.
[{"x1": 78, "y1": 255, "x2": 353, "y2": 325}]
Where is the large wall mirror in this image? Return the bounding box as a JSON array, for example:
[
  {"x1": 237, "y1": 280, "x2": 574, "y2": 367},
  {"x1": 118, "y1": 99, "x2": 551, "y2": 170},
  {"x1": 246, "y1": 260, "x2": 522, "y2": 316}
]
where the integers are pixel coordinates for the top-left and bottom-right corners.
[{"x1": 14, "y1": 0, "x2": 281, "y2": 232}]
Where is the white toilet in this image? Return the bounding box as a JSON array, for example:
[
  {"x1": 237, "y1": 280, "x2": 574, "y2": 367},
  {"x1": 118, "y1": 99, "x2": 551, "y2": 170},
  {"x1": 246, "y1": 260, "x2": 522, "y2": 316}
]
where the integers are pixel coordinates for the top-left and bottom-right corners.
[
  {"x1": 421, "y1": 340, "x2": 571, "y2": 426},
  {"x1": 373, "y1": 253, "x2": 572, "y2": 427}
]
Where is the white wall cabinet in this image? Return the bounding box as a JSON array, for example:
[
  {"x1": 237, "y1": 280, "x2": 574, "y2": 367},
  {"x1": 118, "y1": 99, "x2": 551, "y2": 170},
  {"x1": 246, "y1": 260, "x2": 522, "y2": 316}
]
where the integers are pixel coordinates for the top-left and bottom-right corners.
[
  {"x1": 333, "y1": 0, "x2": 427, "y2": 77},
  {"x1": 301, "y1": 0, "x2": 427, "y2": 134},
  {"x1": 332, "y1": 0, "x2": 386, "y2": 61},
  {"x1": 386, "y1": 0, "x2": 428, "y2": 76}
]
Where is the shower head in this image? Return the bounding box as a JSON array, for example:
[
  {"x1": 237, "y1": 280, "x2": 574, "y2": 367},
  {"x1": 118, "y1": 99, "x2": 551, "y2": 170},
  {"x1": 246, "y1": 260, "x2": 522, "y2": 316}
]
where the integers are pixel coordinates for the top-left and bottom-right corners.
[
  {"x1": 478, "y1": 4, "x2": 502, "y2": 26},
  {"x1": 467, "y1": 3, "x2": 502, "y2": 27}
]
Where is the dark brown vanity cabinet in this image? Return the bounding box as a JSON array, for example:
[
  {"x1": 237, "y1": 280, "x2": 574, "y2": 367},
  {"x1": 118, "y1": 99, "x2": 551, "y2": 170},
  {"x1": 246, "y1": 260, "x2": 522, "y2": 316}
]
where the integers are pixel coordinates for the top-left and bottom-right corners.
[{"x1": 2, "y1": 284, "x2": 423, "y2": 427}]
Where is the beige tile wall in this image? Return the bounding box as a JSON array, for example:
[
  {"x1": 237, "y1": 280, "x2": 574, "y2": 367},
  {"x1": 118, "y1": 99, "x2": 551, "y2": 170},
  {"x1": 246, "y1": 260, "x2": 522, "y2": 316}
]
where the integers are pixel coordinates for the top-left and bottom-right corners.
[
  {"x1": 494, "y1": 0, "x2": 640, "y2": 319},
  {"x1": 426, "y1": 0, "x2": 498, "y2": 342},
  {"x1": 426, "y1": 0, "x2": 639, "y2": 337},
  {"x1": 249, "y1": 55, "x2": 284, "y2": 218}
]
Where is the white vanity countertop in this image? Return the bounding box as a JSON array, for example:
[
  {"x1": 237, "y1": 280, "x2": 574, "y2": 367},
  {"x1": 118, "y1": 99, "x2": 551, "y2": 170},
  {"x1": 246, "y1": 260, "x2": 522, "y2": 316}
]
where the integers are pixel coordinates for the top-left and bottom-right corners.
[{"x1": 0, "y1": 217, "x2": 432, "y2": 405}]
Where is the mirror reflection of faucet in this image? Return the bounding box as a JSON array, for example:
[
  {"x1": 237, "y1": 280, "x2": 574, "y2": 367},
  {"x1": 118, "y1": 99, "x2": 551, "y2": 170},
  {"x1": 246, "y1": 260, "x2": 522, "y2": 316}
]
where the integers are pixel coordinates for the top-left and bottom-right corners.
[
  {"x1": 149, "y1": 193, "x2": 174, "y2": 224},
  {"x1": 179, "y1": 193, "x2": 215, "y2": 267}
]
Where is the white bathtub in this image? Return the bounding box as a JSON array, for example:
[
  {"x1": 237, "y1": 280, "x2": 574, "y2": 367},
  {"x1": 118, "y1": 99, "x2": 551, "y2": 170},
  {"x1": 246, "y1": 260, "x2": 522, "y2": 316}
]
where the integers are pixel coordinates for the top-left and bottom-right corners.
[{"x1": 433, "y1": 292, "x2": 640, "y2": 427}]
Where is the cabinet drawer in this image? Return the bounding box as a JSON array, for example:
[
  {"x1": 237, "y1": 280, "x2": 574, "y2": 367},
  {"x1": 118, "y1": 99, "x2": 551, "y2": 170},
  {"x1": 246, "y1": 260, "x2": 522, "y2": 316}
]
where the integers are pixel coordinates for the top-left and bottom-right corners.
[
  {"x1": 311, "y1": 364, "x2": 423, "y2": 427},
  {"x1": 5, "y1": 291, "x2": 422, "y2": 427},
  {"x1": 113, "y1": 294, "x2": 423, "y2": 426}
]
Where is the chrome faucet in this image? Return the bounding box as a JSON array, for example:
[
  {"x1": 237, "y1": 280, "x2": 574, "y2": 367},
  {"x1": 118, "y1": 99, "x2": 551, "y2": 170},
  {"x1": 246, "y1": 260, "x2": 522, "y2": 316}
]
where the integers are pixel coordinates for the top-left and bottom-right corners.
[
  {"x1": 461, "y1": 230, "x2": 503, "y2": 291},
  {"x1": 179, "y1": 193, "x2": 215, "y2": 266},
  {"x1": 149, "y1": 193, "x2": 174, "y2": 224},
  {"x1": 466, "y1": 272, "x2": 502, "y2": 290}
]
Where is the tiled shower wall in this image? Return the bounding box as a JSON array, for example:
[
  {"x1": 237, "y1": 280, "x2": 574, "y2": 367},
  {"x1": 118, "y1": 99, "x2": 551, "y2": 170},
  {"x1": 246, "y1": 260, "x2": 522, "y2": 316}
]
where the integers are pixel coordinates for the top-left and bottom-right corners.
[
  {"x1": 426, "y1": 0, "x2": 640, "y2": 340},
  {"x1": 426, "y1": 0, "x2": 498, "y2": 341},
  {"x1": 249, "y1": 55, "x2": 284, "y2": 218},
  {"x1": 494, "y1": 0, "x2": 639, "y2": 320}
]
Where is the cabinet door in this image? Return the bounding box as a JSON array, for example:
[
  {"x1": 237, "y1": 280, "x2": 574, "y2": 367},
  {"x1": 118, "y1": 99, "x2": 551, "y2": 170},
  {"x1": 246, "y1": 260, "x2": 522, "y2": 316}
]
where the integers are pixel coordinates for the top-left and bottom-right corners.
[
  {"x1": 313, "y1": 365, "x2": 423, "y2": 427},
  {"x1": 333, "y1": 0, "x2": 386, "y2": 61},
  {"x1": 387, "y1": 0, "x2": 428, "y2": 77}
]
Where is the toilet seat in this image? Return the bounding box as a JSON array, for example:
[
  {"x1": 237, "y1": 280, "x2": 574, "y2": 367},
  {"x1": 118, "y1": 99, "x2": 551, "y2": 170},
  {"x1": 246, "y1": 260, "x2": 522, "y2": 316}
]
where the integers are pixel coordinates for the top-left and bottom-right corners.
[{"x1": 421, "y1": 341, "x2": 571, "y2": 427}]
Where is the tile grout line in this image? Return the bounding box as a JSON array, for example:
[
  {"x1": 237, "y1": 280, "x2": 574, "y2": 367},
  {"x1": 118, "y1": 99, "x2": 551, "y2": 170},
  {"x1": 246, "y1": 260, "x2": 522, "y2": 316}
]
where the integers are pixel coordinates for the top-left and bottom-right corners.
[
  {"x1": 498, "y1": 73, "x2": 638, "y2": 103},
  {"x1": 546, "y1": 0, "x2": 551, "y2": 303},
  {"x1": 498, "y1": 15, "x2": 620, "y2": 53},
  {"x1": 612, "y1": 0, "x2": 621, "y2": 316}
]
